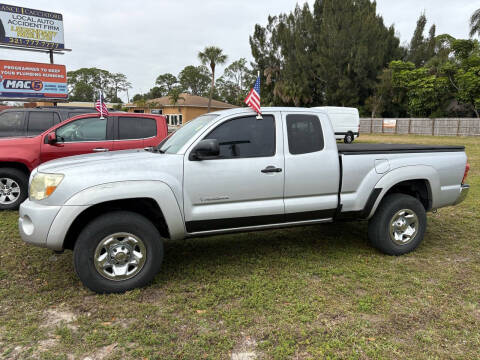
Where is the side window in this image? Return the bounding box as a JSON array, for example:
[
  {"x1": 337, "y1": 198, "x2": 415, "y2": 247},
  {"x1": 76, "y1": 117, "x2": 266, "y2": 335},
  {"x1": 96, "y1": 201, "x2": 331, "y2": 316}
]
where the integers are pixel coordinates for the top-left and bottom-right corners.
[
  {"x1": 118, "y1": 117, "x2": 156, "y2": 140},
  {"x1": 56, "y1": 117, "x2": 107, "y2": 142},
  {"x1": 27, "y1": 112, "x2": 55, "y2": 136},
  {"x1": 286, "y1": 114, "x2": 324, "y2": 155},
  {"x1": 0, "y1": 111, "x2": 24, "y2": 136},
  {"x1": 205, "y1": 115, "x2": 275, "y2": 159}
]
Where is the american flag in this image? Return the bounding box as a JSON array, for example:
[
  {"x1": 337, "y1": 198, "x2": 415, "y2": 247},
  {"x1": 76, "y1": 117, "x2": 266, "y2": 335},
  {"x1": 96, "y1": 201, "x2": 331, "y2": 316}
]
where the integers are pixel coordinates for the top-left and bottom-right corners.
[
  {"x1": 95, "y1": 92, "x2": 109, "y2": 118},
  {"x1": 244, "y1": 75, "x2": 261, "y2": 114}
]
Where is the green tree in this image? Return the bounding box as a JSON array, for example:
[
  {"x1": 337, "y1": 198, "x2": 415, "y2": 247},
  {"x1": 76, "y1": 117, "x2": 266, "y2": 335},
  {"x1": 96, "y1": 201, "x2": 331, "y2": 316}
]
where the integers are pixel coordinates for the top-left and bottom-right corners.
[
  {"x1": 249, "y1": 0, "x2": 401, "y2": 108},
  {"x1": 216, "y1": 58, "x2": 255, "y2": 105},
  {"x1": 178, "y1": 65, "x2": 210, "y2": 96},
  {"x1": 168, "y1": 87, "x2": 186, "y2": 112},
  {"x1": 198, "y1": 46, "x2": 228, "y2": 112},
  {"x1": 155, "y1": 73, "x2": 178, "y2": 94},
  {"x1": 67, "y1": 68, "x2": 130, "y2": 102},
  {"x1": 110, "y1": 73, "x2": 131, "y2": 103},
  {"x1": 470, "y1": 8, "x2": 480, "y2": 38}
]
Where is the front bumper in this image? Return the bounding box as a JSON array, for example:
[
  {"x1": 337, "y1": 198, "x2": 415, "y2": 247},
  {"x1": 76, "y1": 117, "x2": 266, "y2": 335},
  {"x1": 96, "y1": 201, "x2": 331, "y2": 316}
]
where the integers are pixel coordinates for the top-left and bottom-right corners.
[
  {"x1": 453, "y1": 184, "x2": 470, "y2": 205},
  {"x1": 19, "y1": 199, "x2": 61, "y2": 248}
]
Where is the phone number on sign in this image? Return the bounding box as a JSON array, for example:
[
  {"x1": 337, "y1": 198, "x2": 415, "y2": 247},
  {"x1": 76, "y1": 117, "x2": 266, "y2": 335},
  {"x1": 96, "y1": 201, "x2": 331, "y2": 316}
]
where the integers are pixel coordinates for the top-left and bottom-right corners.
[{"x1": 4, "y1": 37, "x2": 64, "y2": 49}]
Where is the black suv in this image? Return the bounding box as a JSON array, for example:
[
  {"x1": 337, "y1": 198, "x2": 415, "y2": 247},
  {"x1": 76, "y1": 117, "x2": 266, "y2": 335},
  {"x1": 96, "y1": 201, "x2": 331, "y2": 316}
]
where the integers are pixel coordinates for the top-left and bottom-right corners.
[{"x1": 0, "y1": 107, "x2": 98, "y2": 138}]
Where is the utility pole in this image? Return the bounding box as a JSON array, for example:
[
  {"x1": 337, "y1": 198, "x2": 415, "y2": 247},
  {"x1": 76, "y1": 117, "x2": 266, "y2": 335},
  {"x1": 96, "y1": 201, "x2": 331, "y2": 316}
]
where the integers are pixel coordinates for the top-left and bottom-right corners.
[{"x1": 49, "y1": 49, "x2": 57, "y2": 107}]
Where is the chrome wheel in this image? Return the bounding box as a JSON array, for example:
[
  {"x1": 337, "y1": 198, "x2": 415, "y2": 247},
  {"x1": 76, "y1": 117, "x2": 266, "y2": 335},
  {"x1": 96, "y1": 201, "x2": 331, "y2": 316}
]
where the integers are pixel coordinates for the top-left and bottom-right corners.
[
  {"x1": 94, "y1": 233, "x2": 147, "y2": 281},
  {"x1": 389, "y1": 209, "x2": 419, "y2": 245},
  {"x1": 0, "y1": 178, "x2": 21, "y2": 205}
]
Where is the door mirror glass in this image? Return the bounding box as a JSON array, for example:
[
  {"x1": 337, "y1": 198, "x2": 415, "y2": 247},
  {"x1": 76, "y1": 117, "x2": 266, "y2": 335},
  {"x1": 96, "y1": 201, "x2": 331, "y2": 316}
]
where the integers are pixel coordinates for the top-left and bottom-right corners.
[
  {"x1": 189, "y1": 139, "x2": 219, "y2": 160},
  {"x1": 47, "y1": 132, "x2": 57, "y2": 145}
]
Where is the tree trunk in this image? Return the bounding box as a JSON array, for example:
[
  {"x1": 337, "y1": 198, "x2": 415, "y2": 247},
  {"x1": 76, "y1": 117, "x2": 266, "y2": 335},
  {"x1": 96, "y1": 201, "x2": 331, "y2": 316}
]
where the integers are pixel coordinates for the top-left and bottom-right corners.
[
  {"x1": 208, "y1": 69, "x2": 215, "y2": 113},
  {"x1": 473, "y1": 106, "x2": 479, "y2": 118}
]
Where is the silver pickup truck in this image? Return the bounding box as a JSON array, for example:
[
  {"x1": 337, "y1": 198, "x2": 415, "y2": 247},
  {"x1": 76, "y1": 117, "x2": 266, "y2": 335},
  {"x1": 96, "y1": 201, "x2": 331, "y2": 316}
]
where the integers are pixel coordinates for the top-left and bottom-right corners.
[{"x1": 18, "y1": 107, "x2": 470, "y2": 293}]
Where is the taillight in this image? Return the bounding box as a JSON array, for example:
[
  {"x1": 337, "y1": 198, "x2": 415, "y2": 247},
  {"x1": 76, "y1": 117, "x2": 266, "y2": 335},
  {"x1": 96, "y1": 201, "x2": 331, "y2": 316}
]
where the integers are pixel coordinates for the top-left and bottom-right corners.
[{"x1": 462, "y1": 163, "x2": 470, "y2": 184}]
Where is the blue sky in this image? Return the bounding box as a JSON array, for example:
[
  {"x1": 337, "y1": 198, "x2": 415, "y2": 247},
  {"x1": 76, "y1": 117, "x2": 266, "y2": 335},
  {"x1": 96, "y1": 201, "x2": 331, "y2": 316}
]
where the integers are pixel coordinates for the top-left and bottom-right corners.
[{"x1": 1, "y1": 0, "x2": 477, "y2": 102}]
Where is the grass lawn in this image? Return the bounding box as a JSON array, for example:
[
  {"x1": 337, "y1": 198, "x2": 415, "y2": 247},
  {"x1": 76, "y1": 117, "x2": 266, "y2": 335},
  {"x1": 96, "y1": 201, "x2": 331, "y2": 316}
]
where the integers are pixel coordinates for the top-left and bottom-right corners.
[{"x1": 0, "y1": 134, "x2": 479, "y2": 359}]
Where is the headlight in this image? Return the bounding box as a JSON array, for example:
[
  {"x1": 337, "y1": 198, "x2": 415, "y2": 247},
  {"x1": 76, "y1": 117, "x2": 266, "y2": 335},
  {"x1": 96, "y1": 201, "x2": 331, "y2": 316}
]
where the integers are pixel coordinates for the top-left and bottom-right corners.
[{"x1": 29, "y1": 173, "x2": 64, "y2": 201}]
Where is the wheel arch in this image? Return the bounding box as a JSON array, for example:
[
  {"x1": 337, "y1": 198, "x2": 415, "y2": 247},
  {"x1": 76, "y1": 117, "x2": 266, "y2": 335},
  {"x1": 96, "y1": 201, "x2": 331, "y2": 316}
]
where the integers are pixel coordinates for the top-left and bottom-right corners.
[
  {"x1": 63, "y1": 198, "x2": 169, "y2": 250},
  {"x1": 47, "y1": 180, "x2": 185, "y2": 250},
  {"x1": 0, "y1": 161, "x2": 31, "y2": 176},
  {"x1": 367, "y1": 165, "x2": 438, "y2": 219}
]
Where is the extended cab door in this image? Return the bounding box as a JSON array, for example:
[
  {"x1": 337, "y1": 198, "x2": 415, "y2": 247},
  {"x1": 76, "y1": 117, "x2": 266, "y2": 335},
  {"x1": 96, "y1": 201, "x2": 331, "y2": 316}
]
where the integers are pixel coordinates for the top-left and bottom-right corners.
[
  {"x1": 40, "y1": 116, "x2": 114, "y2": 163},
  {"x1": 113, "y1": 115, "x2": 159, "y2": 151},
  {"x1": 183, "y1": 112, "x2": 285, "y2": 233},
  {"x1": 282, "y1": 112, "x2": 340, "y2": 219}
]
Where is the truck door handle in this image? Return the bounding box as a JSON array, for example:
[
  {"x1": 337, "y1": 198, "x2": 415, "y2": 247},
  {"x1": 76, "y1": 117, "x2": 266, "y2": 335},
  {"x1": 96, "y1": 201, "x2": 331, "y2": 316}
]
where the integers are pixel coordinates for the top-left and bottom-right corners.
[
  {"x1": 261, "y1": 166, "x2": 282, "y2": 173},
  {"x1": 92, "y1": 148, "x2": 109, "y2": 152}
]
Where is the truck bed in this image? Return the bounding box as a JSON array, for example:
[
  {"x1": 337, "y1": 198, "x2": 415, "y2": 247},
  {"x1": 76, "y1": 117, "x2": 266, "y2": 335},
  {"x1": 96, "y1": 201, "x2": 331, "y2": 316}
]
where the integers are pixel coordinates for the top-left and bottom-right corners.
[{"x1": 337, "y1": 143, "x2": 465, "y2": 155}]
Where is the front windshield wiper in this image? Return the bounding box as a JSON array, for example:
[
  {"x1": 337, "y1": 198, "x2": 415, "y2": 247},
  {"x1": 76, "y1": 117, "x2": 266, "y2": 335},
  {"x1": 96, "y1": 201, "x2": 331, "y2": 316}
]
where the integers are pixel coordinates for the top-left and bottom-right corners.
[{"x1": 156, "y1": 145, "x2": 171, "y2": 154}]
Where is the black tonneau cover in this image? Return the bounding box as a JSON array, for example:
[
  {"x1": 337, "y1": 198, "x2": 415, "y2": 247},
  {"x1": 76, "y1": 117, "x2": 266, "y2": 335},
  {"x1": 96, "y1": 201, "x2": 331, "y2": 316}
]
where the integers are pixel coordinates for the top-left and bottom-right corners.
[{"x1": 338, "y1": 143, "x2": 465, "y2": 155}]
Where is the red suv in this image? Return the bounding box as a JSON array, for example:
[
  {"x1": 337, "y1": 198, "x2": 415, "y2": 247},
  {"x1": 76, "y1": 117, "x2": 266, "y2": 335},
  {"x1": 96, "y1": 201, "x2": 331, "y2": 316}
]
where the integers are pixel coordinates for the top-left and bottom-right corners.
[{"x1": 0, "y1": 112, "x2": 167, "y2": 210}]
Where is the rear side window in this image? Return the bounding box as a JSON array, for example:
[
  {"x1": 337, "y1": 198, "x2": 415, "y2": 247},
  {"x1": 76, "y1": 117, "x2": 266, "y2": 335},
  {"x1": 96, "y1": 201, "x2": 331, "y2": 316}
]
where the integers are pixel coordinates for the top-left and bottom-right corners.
[
  {"x1": 0, "y1": 111, "x2": 24, "y2": 137},
  {"x1": 118, "y1": 117, "x2": 157, "y2": 140},
  {"x1": 286, "y1": 114, "x2": 324, "y2": 155},
  {"x1": 27, "y1": 112, "x2": 59, "y2": 135},
  {"x1": 205, "y1": 115, "x2": 275, "y2": 158}
]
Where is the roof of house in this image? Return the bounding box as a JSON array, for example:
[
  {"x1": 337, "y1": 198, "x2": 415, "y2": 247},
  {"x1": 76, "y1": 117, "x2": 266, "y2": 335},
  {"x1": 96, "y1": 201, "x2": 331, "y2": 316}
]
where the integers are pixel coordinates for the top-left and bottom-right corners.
[{"x1": 128, "y1": 93, "x2": 236, "y2": 109}]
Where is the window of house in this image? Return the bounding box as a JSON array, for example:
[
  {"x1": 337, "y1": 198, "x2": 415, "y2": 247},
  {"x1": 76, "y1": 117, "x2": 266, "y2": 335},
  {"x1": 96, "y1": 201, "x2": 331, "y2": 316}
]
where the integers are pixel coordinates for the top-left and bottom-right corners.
[
  {"x1": 204, "y1": 115, "x2": 275, "y2": 159},
  {"x1": 286, "y1": 114, "x2": 324, "y2": 155},
  {"x1": 118, "y1": 117, "x2": 156, "y2": 139}
]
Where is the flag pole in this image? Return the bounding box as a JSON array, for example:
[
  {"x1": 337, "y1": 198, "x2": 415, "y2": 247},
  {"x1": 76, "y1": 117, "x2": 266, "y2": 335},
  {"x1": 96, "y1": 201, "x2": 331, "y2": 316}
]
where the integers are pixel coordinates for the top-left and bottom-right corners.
[
  {"x1": 99, "y1": 91, "x2": 105, "y2": 120},
  {"x1": 256, "y1": 70, "x2": 262, "y2": 120}
]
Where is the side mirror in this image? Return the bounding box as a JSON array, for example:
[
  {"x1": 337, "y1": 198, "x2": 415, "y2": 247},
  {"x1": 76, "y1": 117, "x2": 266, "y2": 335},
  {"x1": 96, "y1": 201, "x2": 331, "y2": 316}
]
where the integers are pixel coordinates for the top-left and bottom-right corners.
[
  {"x1": 47, "y1": 132, "x2": 57, "y2": 145},
  {"x1": 189, "y1": 139, "x2": 220, "y2": 160}
]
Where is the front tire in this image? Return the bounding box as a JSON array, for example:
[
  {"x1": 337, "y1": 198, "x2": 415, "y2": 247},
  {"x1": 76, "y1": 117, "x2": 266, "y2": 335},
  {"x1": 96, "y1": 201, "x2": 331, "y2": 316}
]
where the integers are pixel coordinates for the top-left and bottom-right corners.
[
  {"x1": 344, "y1": 132, "x2": 354, "y2": 144},
  {"x1": 368, "y1": 193, "x2": 426, "y2": 255},
  {"x1": 74, "y1": 211, "x2": 163, "y2": 293},
  {"x1": 0, "y1": 168, "x2": 28, "y2": 211}
]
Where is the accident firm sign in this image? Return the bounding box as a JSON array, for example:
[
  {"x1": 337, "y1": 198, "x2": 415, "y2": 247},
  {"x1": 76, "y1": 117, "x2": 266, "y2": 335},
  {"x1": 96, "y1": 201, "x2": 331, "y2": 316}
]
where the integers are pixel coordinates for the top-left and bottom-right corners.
[{"x1": 0, "y1": 3, "x2": 64, "y2": 50}]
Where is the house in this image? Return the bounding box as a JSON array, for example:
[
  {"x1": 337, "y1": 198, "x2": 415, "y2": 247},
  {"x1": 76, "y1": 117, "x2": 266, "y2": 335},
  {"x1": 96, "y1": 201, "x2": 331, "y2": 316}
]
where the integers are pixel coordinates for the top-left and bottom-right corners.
[{"x1": 125, "y1": 93, "x2": 237, "y2": 126}]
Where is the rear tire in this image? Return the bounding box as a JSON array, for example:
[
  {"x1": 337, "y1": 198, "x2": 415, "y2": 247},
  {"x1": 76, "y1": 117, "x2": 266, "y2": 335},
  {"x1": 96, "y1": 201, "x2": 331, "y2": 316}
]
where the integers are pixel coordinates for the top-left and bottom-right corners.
[
  {"x1": 74, "y1": 211, "x2": 163, "y2": 293},
  {"x1": 344, "y1": 132, "x2": 354, "y2": 144},
  {"x1": 368, "y1": 193, "x2": 426, "y2": 255},
  {"x1": 0, "y1": 168, "x2": 28, "y2": 211}
]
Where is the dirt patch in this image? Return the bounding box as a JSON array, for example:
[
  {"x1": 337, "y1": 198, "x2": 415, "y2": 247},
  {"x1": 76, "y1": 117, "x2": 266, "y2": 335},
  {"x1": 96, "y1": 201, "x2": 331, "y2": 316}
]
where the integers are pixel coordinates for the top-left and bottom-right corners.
[
  {"x1": 82, "y1": 343, "x2": 117, "y2": 360},
  {"x1": 42, "y1": 308, "x2": 77, "y2": 329},
  {"x1": 231, "y1": 336, "x2": 257, "y2": 360}
]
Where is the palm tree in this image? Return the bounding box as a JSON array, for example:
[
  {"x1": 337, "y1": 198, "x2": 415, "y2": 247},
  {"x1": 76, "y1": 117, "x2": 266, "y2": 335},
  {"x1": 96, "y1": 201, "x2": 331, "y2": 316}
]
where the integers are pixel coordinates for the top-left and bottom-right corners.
[
  {"x1": 470, "y1": 8, "x2": 480, "y2": 37},
  {"x1": 168, "y1": 87, "x2": 186, "y2": 111},
  {"x1": 198, "y1": 46, "x2": 227, "y2": 112}
]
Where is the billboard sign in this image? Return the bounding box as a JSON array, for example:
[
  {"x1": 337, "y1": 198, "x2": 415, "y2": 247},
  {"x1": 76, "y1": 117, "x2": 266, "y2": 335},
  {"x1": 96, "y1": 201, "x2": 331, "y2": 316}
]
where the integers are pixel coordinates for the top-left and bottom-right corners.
[
  {"x1": 0, "y1": 3, "x2": 64, "y2": 50},
  {"x1": 0, "y1": 60, "x2": 67, "y2": 100}
]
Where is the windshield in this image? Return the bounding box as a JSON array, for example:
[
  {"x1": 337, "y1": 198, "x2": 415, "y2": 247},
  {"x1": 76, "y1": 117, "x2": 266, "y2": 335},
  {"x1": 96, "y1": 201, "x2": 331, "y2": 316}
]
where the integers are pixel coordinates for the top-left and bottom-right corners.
[{"x1": 158, "y1": 114, "x2": 219, "y2": 154}]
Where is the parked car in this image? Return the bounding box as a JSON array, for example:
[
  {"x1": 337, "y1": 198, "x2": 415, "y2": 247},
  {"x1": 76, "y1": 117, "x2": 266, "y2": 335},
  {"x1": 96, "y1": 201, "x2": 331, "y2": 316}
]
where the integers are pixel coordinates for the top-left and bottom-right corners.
[
  {"x1": 0, "y1": 107, "x2": 98, "y2": 138},
  {"x1": 315, "y1": 106, "x2": 359, "y2": 143},
  {"x1": 18, "y1": 107, "x2": 469, "y2": 293},
  {"x1": 0, "y1": 112, "x2": 167, "y2": 210}
]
